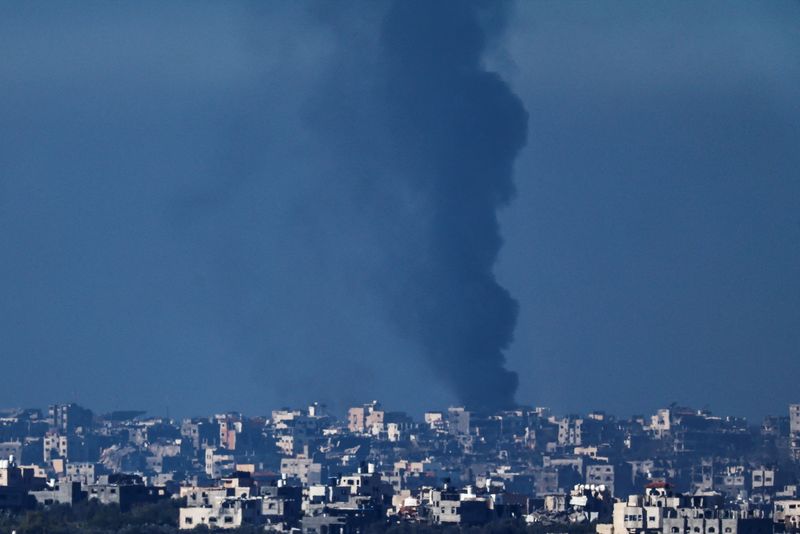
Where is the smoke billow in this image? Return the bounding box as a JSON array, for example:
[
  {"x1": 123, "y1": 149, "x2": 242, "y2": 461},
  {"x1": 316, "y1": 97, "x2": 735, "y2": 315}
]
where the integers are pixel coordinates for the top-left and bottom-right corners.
[
  {"x1": 167, "y1": 0, "x2": 528, "y2": 411},
  {"x1": 165, "y1": 0, "x2": 528, "y2": 412},
  {"x1": 370, "y1": 0, "x2": 529, "y2": 410}
]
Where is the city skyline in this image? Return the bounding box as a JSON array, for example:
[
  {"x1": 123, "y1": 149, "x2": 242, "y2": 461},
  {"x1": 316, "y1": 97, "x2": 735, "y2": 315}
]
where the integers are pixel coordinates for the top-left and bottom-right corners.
[{"x1": 1, "y1": 398, "x2": 800, "y2": 531}]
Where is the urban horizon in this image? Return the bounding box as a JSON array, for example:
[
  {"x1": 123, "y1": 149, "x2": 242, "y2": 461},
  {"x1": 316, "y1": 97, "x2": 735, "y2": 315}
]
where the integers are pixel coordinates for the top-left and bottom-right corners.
[
  {"x1": 1, "y1": 400, "x2": 800, "y2": 531},
  {"x1": 2, "y1": 0, "x2": 798, "y2": 531}
]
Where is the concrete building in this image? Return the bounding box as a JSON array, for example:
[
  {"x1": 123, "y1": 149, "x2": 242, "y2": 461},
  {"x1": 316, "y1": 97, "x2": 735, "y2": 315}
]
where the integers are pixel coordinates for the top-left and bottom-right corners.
[
  {"x1": 66, "y1": 461, "x2": 96, "y2": 485},
  {"x1": 790, "y1": 405, "x2": 800, "y2": 436},
  {"x1": 790, "y1": 405, "x2": 800, "y2": 461},
  {"x1": 586, "y1": 464, "x2": 615, "y2": 496},
  {"x1": 180, "y1": 496, "x2": 262, "y2": 530},
  {"x1": 280, "y1": 457, "x2": 324, "y2": 485},
  {"x1": 569, "y1": 483, "x2": 613, "y2": 522},
  {"x1": 0, "y1": 443, "x2": 22, "y2": 462},
  {"x1": 301, "y1": 515, "x2": 347, "y2": 533},
  {"x1": 30, "y1": 481, "x2": 85, "y2": 506},
  {"x1": 260, "y1": 484, "x2": 302, "y2": 527},
  {"x1": 427, "y1": 486, "x2": 492, "y2": 526},
  {"x1": 650, "y1": 409, "x2": 673, "y2": 439},
  {"x1": 751, "y1": 468, "x2": 775, "y2": 493},
  {"x1": 0, "y1": 456, "x2": 45, "y2": 490},
  {"x1": 87, "y1": 474, "x2": 169, "y2": 512},
  {"x1": 774, "y1": 500, "x2": 800, "y2": 532},
  {"x1": 204, "y1": 448, "x2": 235, "y2": 479},
  {"x1": 347, "y1": 401, "x2": 381, "y2": 433},
  {"x1": 598, "y1": 483, "x2": 769, "y2": 534},
  {"x1": 447, "y1": 407, "x2": 471, "y2": 436},
  {"x1": 0, "y1": 456, "x2": 45, "y2": 510},
  {"x1": 49, "y1": 404, "x2": 93, "y2": 435},
  {"x1": 556, "y1": 417, "x2": 584, "y2": 446},
  {"x1": 181, "y1": 419, "x2": 219, "y2": 449}
]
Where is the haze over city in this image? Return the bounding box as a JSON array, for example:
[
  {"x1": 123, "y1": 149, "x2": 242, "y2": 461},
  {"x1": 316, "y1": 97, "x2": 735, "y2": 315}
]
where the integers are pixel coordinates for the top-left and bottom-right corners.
[{"x1": 1, "y1": 1, "x2": 799, "y2": 421}]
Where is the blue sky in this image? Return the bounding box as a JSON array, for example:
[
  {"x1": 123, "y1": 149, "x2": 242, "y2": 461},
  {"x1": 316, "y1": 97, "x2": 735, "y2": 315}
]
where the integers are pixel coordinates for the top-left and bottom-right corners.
[{"x1": 1, "y1": 1, "x2": 798, "y2": 420}]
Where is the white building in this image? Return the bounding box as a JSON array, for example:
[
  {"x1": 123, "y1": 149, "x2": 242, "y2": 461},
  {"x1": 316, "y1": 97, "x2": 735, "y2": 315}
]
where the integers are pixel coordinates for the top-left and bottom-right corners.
[
  {"x1": 790, "y1": 405, "x2": 800, "y2": 436},
  {"x1": 179, "y1": 496, "x2": 262, "y2": 530},
  {"x1": 774, "y1": 500, "x2": 800, "y2": 532},
  {"x1": 597, "y1": 483, "x2": 766, "y2": 534}
]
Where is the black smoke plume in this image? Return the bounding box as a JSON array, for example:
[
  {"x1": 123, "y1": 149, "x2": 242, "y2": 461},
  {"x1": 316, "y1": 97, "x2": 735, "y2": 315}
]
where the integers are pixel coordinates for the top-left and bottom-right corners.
[
  {"x1": 171, "y1": 0, "x2": 529, "y2": 412},
  {"x1": 373, "y1": 0, "x2": 529, "y2": 410}
]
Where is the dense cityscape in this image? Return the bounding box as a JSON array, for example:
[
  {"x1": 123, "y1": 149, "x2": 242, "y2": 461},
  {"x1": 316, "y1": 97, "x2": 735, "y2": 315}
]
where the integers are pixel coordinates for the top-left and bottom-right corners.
[{"x1": 1, "y1": 402, "x2": 800, "y2": 532}]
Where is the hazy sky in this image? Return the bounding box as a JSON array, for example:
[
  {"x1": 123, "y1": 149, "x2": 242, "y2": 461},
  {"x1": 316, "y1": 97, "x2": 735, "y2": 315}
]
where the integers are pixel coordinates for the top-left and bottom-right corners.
[{"x1": 1, "y1": 1, "x2": 798, "y2": 421}]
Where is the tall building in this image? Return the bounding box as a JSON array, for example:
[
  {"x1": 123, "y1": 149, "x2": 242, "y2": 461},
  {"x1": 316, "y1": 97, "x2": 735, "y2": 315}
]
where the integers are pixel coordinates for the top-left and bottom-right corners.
[
  {"x1": 48, "y1": 404, "x2": 93, "y2": 435},
  {"x1": 790, "y1": 404, "x2": 800, "y2": 436},
  {"x1": 347, "y1": 401, "x2": 381, "y2": 433}
]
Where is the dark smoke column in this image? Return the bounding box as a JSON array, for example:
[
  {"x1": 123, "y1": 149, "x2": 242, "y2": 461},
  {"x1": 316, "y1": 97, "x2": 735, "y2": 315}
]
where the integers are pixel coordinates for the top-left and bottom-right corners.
[{"x1": 378, "y1": 0, "x2": 528, "y2": 410}]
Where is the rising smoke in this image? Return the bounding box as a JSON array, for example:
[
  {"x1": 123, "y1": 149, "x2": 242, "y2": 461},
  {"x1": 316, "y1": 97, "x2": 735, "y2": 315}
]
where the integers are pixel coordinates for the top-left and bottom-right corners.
[
  {"x1": 367, "y1": 0, "x2": 529, "y2": 410},
  {"x1": 169, "y1": 0, "x2": 529, "y2": 412}
]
